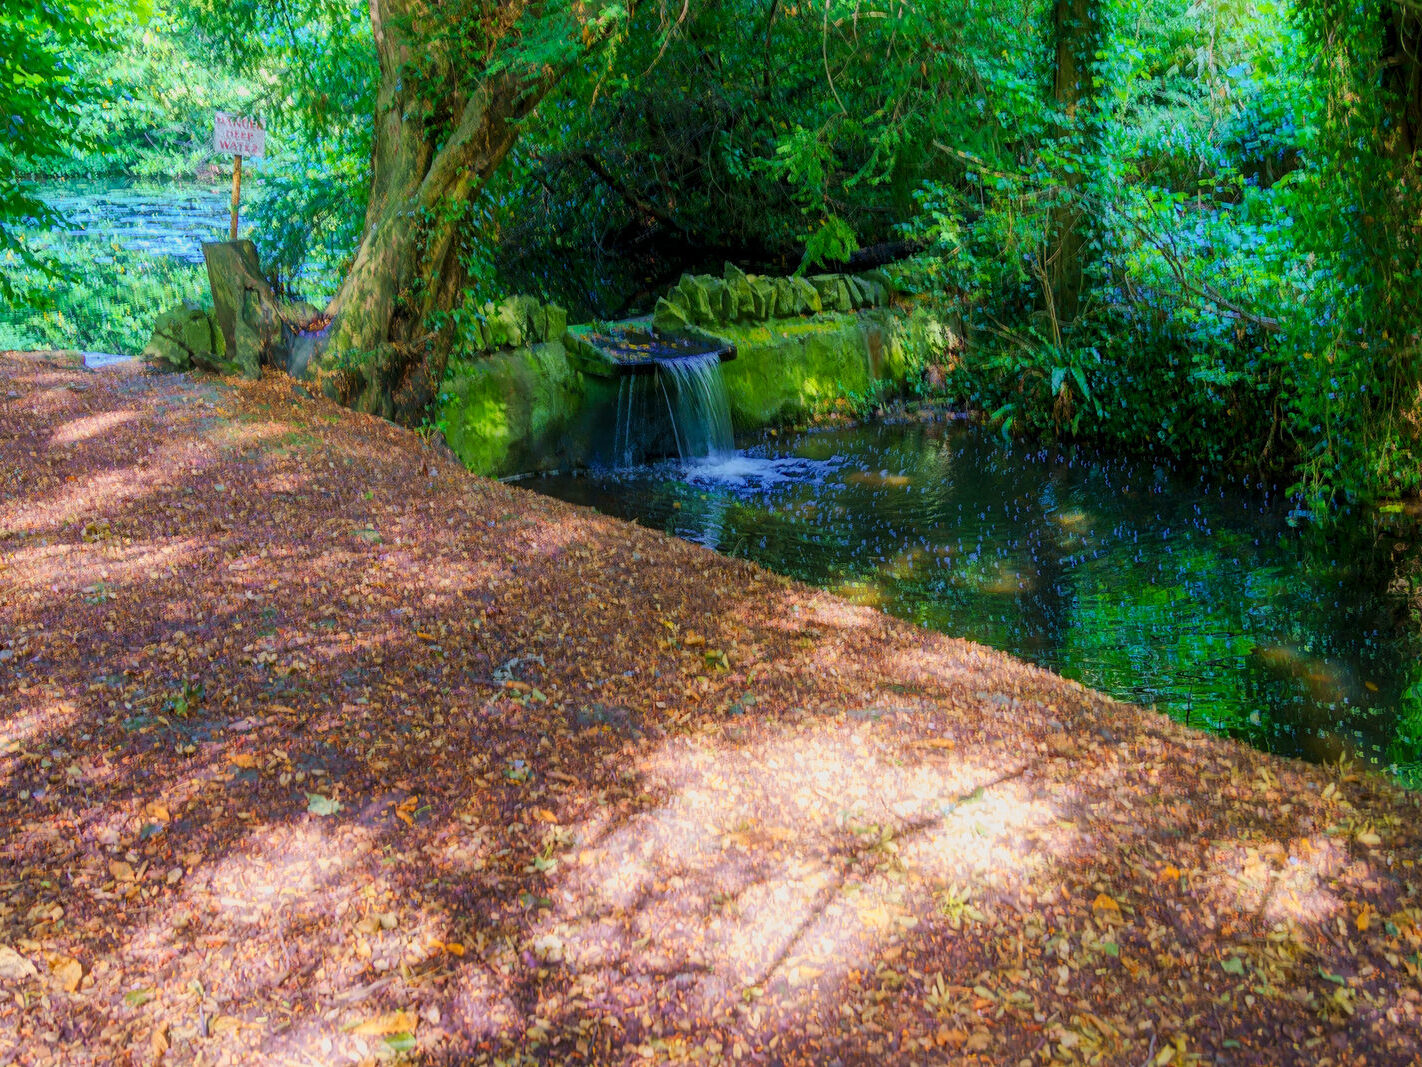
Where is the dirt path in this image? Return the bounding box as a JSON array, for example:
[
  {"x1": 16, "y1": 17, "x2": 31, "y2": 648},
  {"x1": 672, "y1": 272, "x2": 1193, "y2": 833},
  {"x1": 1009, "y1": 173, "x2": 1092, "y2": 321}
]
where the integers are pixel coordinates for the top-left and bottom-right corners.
[{"x1": 1, "y1": 352, "x2": 1419, "y2": 1066}]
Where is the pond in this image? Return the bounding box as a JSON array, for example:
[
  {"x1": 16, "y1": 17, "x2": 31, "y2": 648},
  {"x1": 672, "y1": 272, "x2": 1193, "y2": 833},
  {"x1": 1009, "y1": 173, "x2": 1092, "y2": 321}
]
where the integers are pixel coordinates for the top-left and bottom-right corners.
[
  {"x1": 37, "y1": 178, "x2": 233, "y2": 263},
  {"x1": 3, "y1": 179, "x2": 337, "y2": 356},
  {"x1": 531, "y1": 418, "x2": 1422, "y2": 782}
]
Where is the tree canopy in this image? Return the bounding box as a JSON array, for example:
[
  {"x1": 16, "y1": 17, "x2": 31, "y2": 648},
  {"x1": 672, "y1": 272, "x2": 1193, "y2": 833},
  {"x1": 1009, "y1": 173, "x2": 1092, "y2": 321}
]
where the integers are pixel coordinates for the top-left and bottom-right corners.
[{"x1": 5, "y1": 0, "x2": 1422, "y2": 513}]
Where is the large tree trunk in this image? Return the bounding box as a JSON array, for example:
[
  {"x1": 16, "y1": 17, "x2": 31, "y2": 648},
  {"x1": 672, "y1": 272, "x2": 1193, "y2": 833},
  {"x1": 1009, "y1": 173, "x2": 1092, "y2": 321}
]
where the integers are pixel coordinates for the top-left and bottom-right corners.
[
  {"x1": 1045, "y1": 0, "x2": 1101, "y2": 327},
  {"x1": 307, "y1": 0, "x2": 560, "y2": 423}
]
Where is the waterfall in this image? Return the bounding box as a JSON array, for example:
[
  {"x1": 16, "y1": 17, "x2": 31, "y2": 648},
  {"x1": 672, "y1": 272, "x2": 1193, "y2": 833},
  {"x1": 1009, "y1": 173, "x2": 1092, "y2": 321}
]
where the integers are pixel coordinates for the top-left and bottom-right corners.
[
  {"x1": 608, "y1": 352, "x2": 735, "y2": 467},
  {"x1": 659, "y1": 353, "x2": 735, "y2": 459}
]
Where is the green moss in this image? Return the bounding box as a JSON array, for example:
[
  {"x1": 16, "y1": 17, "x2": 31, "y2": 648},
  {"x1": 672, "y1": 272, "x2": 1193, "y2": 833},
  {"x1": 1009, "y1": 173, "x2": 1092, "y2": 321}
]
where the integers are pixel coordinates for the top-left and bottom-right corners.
[
  {"x1": 438, "y1": 342, "x2": 587, "y2": 477},
  {"x1": 709, "y1": 315, "x2": 876, "y2": 429}
]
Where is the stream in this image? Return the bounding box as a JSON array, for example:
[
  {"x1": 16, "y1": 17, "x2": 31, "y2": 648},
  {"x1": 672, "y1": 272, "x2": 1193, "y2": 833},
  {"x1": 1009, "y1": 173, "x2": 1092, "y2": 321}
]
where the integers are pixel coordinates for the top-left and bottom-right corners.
[{"x1": 532, "y1": 418, "x2": 1422, "y2": 781}]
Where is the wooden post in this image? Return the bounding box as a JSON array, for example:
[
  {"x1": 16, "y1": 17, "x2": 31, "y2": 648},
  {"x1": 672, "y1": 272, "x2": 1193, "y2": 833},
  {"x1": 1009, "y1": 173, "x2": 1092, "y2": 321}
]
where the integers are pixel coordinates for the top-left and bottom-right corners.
[{"x1": 229, "y1": 154, "x2": 243, "y2": 240}]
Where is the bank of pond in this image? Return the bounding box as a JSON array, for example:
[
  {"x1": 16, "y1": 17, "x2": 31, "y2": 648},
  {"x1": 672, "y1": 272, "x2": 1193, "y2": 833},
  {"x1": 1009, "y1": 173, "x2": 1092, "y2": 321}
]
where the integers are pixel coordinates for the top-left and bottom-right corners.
[
  {"x1": 530, "y1": 421, "x2": 1422, "y2": 786},
  {"x1": 16, "y1": 179, "x2": 1422, "y2": 786}
]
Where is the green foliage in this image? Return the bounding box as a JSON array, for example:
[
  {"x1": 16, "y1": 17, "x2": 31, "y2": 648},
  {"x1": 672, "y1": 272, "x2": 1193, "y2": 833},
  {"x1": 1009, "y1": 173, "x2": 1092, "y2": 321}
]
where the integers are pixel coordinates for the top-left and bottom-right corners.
[
  {"x1": 1, "y1": 0, "x2": 129, "y2": 301},
  {"x1": 890, "y1": 0, "x2": 1422, "y2": 519},
  {"x1": 0, "y1": 233, "x2": 206, "y2": 354},
  {"x1": 27, "y1": 10, "x2": 256, "y2": 180}
]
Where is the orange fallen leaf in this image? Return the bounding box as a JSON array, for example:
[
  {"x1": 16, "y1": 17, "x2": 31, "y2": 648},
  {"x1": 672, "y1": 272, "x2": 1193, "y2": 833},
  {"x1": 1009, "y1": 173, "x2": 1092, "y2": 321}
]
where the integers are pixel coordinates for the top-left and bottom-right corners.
[
  {"x1": 936, "y1": 1027, "x2": 969, "y2": 1048},
  {"x1": 50, "y1": 957, "x2": 82, "y2": 993},
  {"x1": 348, "y1": 1010, "x2": 418, "y2": 1036},
  {"x1": 1092, "y1": 893, "x2": 1121, "y2": 914}
]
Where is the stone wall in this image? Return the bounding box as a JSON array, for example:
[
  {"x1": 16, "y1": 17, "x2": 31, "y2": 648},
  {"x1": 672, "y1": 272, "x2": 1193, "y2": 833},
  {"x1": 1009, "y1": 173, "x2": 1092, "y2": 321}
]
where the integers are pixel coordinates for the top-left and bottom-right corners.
[
  {"x1": 653, "y1": 264, "x2": 892, "y2": 333},
  {"x1": 436, "y1": 270, "x2": 954, "y2": 479}
]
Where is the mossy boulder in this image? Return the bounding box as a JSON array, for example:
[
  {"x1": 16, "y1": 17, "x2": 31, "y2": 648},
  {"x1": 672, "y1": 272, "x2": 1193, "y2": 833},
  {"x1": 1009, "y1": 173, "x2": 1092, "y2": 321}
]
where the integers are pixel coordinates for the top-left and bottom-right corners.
[
  {"x1": 142, "y1": 302, "x2": 228, "y2": 373},
  {"x1": 439, "y1": 342, "x2": 587, "y2": 477}
]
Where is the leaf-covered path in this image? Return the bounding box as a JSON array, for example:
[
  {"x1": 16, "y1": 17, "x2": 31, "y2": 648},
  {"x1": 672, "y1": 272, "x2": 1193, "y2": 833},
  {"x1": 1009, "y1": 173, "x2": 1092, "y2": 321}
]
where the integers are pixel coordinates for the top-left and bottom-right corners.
[{"x1": 1, "y1": 353, "x2": 1419, "y2": 1066}]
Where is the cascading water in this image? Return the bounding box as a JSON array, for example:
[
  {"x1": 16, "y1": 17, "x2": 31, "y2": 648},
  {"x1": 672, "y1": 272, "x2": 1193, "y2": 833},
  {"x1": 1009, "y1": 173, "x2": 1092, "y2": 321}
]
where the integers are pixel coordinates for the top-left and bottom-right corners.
[
  {"x1": 660, "y1": 353, "x2": 736, "y2": 459},
  {"x1": 610, "y1": 352, "x2": 735, "y2": 467}
]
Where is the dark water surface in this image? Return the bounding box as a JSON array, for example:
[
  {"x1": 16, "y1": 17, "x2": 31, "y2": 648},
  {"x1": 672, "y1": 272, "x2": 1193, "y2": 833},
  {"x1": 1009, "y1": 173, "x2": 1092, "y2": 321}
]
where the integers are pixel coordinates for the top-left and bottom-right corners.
[{"x1": 532, "y1": 419, "x2": 1422, "y2": 780}]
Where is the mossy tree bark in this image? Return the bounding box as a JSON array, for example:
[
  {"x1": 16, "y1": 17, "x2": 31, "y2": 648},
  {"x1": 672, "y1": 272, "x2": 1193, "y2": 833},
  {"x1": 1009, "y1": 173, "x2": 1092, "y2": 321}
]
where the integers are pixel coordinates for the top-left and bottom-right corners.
[
  {"x1": 310, "y1": 0, "x2": 568, "y2": 423},
  {"x1": 1044, "y1": 0, "x2": 1102, "y2": 328}
]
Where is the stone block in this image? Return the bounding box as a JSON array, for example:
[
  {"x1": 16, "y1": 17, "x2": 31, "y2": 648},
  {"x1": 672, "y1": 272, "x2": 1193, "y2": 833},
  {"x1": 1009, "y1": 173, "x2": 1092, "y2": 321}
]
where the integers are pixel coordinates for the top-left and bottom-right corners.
[
  {"x1": 790, "y1": 276, "x2": 822, "y2": 314},
  {"x1": 141, "y1": 302, "x2": 223, "y2": 371},
  {"x1": 773, "y1": 277, "x2": 797, "y2": 317},
  {"x1": 543, "y1": 304, "x2": 567, "y2": 343},
  {"x1": 810, "y1": 274, "x2": 852, "y2": 313},
  {"x1": 678, "y1": 275, "x2": 716, "y2": 326},
  {"x1": 202, "y1": 239, "x2": 283, "y2": 378},
  {"x1": 750, "y1": 278, "x2": 777, "y2": 320},
  {"x1": 724, "y1": 263, "x2": 755, "y2": 322},
  {"x1": 699, "y1": 276, "x2": 729, "y2": 324},
  {"x1": 653, "y1": 296, "x2": 691, "y2": 335}
]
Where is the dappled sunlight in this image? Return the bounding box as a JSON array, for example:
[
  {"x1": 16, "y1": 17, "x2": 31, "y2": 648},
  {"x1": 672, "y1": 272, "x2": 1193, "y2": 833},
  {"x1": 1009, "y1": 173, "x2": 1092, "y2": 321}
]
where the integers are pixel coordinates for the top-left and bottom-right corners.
[
  {"x1": 0, "y1": 450, "x2": 202, "y2": 537},
  {"x1": 0, "y1": 696, "x2": 83, "y2": 768},
  {"x1": 0, "y1": 538, "x2": 203, "y2": 601},
  {"x1": 1206, "y1": 833, "x2": 1351, "y2": 927},
  {"x1": 519, "y1": 722, "x2": 1076, "y2": 1047},
  {"x1": 47, "y1": 409, "x2": 142, "y2": 447},
  {"x1": 2, "y1": 357, "x2": 1419, "y2": 1063}
]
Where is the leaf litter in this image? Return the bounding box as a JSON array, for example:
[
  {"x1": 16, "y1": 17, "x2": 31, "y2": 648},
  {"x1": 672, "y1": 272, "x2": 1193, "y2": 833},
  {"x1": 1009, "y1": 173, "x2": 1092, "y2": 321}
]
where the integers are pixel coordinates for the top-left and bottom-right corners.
[{"x1": 0, "y1": 351, "x2": 1419, "y2": 1065}]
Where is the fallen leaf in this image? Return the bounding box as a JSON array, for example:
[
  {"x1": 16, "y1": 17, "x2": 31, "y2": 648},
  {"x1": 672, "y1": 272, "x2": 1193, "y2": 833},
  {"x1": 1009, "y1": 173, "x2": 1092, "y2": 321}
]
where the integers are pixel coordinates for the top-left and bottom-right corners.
[
  {"x1": 109, "y1": 860, "x2": 135, "y2": 882},
  {"x1": 348, "y1": 1010, "x2": 418, "y2": 1036},
  {"x1": 51, "y1": 957, "x2": 83, "y2": 993},
  {"x1": 306, "y1": 793, "x2": 342, "y2": 816},
  {"x1": 0, "y1": 946, "x2": 37, "y2": 982}
]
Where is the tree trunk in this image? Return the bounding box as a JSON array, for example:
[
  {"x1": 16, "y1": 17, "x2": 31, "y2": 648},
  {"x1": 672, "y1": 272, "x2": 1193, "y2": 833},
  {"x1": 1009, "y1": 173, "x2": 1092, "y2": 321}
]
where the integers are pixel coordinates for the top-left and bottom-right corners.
[
  {"x1": 1045, "y1": 0, "x2": 1101, "y2": 327},
  {"x1": 307, "y1": 0, "x2": 560, "y2": 423}
]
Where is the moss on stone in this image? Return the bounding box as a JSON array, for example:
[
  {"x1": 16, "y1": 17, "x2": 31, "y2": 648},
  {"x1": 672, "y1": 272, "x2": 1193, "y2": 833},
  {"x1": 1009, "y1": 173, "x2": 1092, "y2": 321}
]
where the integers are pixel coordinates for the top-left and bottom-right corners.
[
  {"x1": 704, "y1": 315, "x2": 876, "y2": 429},
  {"x1": 438, "y1": 342, "x2": 586, "y2": 477}
]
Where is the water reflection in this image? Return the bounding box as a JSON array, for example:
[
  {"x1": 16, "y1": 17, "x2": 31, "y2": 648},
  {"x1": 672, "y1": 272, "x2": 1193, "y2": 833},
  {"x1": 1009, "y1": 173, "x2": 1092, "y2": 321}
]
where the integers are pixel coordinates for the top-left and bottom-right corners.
[
  {"x1": 37, "y1": 179, "x2": 231, "y2": 263},
  {"x1": 533, "y1": 420, "x2": 1422, "y2": 780}
]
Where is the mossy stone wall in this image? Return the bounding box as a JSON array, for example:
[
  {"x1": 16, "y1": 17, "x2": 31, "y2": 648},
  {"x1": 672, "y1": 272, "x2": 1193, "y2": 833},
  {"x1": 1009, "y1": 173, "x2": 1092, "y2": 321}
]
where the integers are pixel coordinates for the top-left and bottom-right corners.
[
  {"x1": 700, "y1": 314, "x2": 880, "y2": 429},
  {"x1": 436, "y1": 276, "x2": 955, "y2": 478},
  {"x1": 439, "y1": 342, "x2": 587, "y2": 477}
]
